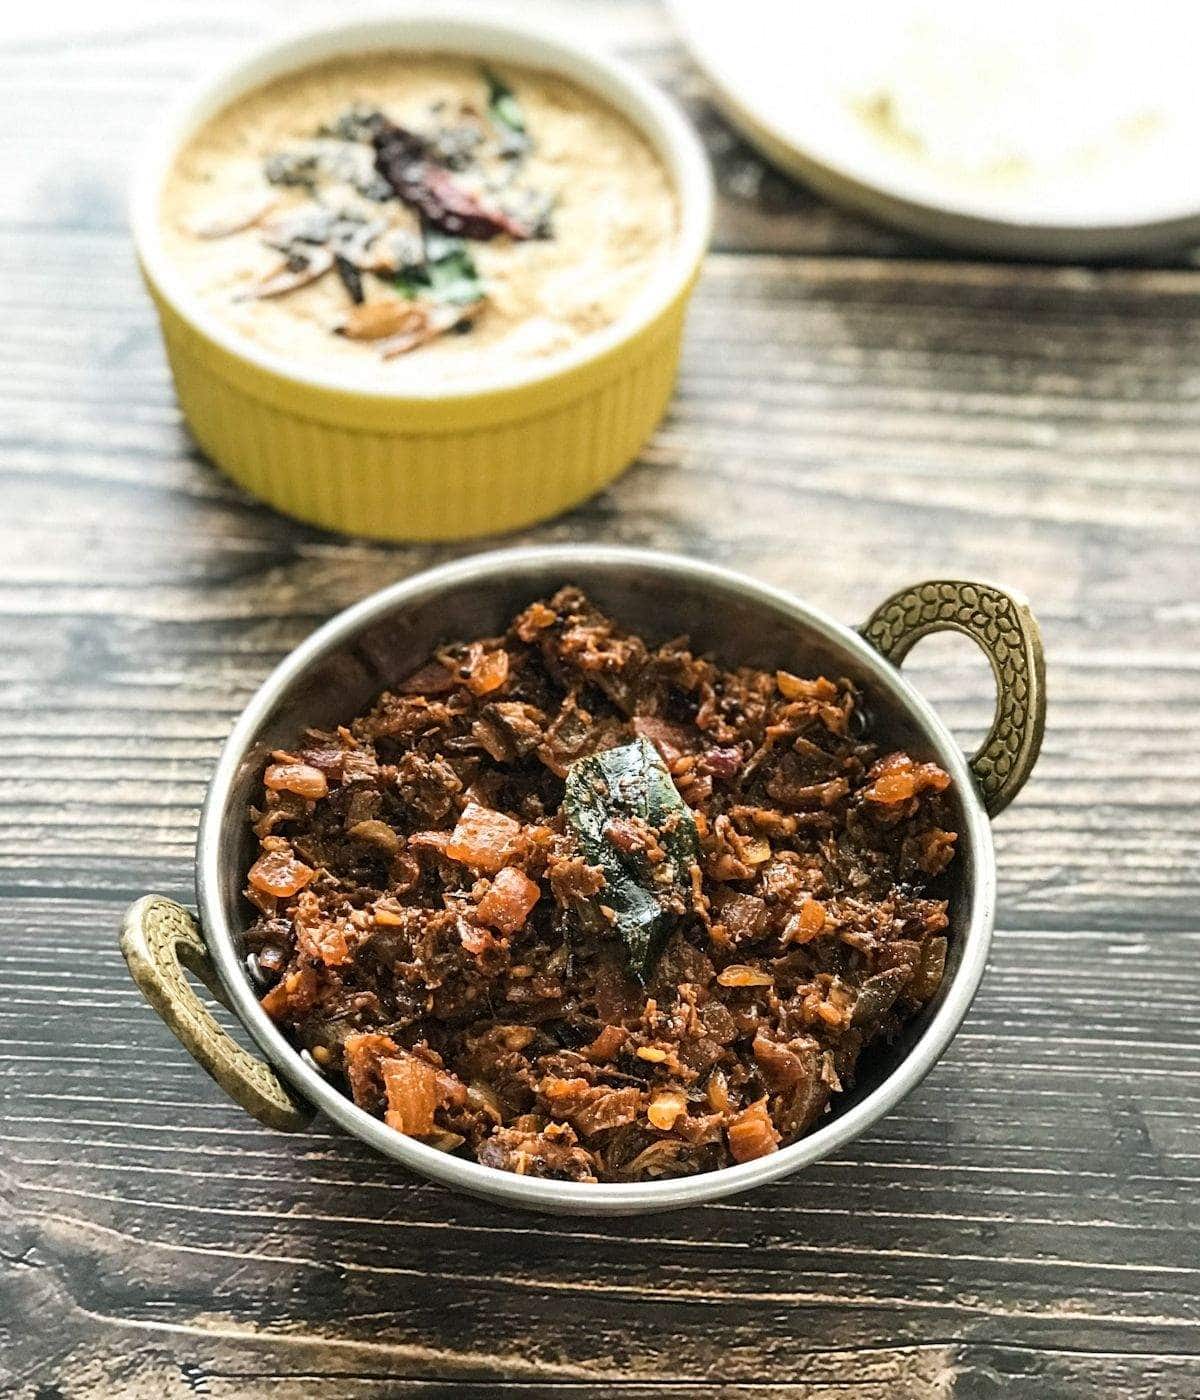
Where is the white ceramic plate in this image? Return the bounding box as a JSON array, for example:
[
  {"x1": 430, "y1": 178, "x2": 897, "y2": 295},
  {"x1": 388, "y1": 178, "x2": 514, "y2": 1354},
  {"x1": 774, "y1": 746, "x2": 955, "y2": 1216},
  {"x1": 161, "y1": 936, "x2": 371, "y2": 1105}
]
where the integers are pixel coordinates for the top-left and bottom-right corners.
[{"x1": 671, "y1": 0, "x2": 1200, "y2": 258}]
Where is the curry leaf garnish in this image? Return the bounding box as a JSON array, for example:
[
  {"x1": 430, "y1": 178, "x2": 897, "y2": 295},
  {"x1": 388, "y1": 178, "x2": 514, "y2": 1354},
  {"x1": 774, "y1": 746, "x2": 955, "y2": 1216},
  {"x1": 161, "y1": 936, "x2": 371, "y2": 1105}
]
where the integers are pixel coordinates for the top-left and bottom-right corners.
[
  {"x1": 563, "y1": 739, "x2": 701, "y2": 984},
  {"x1": 425, "y1": 232, "x2": 486, "y2": 304},
  {"x1": 395, "y1": 229, "x2": 485, "y2": 306},
  {"x1": 484, "y1": 67, "x2": 531, "y2": 157},
  {"x1": 334, "y1": 253, "x2": 364, "y2": 305},
  {"x1": 484, "y1": 66, "x2": 526, "y2": 134}
]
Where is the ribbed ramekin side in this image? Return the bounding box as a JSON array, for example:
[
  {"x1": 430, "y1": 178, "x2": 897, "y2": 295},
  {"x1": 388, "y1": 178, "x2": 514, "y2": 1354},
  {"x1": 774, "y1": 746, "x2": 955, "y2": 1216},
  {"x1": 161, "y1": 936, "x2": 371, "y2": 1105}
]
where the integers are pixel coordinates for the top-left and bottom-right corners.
[{"x1": 158, "y1": 296, "x2": 688, "y2": 541}]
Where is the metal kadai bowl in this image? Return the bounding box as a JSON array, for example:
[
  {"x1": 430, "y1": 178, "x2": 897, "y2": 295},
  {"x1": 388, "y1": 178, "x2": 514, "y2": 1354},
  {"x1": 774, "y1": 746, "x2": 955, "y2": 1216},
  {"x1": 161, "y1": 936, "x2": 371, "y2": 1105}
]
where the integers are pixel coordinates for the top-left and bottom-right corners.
[{"x1": 121, "y1": 546, "x2": 1045, "y2": 1215}]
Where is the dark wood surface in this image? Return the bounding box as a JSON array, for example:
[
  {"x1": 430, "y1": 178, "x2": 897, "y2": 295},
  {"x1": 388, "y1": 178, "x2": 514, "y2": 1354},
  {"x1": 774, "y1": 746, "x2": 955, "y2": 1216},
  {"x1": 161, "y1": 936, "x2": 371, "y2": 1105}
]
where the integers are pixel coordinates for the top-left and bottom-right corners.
[{"x1": 3, "y1": 3, "x2": 1199, "y2": 1396}]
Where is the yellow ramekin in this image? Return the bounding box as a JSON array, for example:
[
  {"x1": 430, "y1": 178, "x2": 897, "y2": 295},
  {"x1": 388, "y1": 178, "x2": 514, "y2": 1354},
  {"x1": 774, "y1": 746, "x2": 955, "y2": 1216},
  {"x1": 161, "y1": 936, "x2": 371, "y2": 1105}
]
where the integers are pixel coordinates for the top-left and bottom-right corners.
[{"x1": 130, "y1": 14, "x2": 713, "y2": 541}]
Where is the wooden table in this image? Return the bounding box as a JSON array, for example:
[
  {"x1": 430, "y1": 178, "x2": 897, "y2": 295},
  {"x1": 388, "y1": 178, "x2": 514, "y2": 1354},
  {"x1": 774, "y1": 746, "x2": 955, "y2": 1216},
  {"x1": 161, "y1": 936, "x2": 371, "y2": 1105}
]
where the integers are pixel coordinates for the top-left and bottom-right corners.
[{"x1": 3, "y1": 3, "x2": 1198, "y2": 1395}]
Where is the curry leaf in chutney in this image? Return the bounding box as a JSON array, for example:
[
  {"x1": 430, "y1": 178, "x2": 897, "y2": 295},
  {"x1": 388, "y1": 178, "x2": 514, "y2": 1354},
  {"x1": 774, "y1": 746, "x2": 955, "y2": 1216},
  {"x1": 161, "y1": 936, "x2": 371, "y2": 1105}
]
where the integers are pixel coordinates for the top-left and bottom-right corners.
[
  {"x1": 484, "y1": 67, "x2": 531, "y2": 157},
  {"x1": 563, "y1": 738, "x2": 701, "y2": 983},
  {"x1": 395, "y1": 230, "x2": 485, "y2": 306}
]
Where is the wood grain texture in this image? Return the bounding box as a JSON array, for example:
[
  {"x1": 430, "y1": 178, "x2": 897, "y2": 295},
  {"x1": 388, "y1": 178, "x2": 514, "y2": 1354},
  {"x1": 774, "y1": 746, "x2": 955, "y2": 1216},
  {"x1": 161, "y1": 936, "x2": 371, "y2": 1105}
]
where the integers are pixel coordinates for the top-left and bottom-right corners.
[{"x1": 2, "y1": 2, "x2": 1199, "y2": 1397}]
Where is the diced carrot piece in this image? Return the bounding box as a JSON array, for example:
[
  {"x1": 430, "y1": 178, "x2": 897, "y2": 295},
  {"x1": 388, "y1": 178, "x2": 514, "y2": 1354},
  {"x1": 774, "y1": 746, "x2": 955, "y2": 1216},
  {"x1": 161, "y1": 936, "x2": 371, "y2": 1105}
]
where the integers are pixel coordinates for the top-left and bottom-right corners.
[
  {"x1": 476, "y1": 867, "x2": 540, "y2": 934},
  {"x1": 647, "y1": 1090, "x2": 687, "y2": 1130},
  {"x1": 868, "y1": 770, "x2": 917, "y2": 804},
  {"x1": 382, "y1": 1052, "x2": 439, "y2": 1136},
  {"x1": 799, "y1": 898, "x2": 827, "y2": 935},
  {"x1": 706, "y1": 1069, "x2": 730, "y2": 1112},
  {"x1": 247, "y1": 847, "x2": 314, "y2": 897},
  {"x1": 815, "y1": 999, "x2": 846, "y2": 1027},
  {"x1": 321, "y1": 926, "x2": 350, "y2": 966},
  {"x1": 584, "y1": 1024, "x2": 628, "y2": 1064},
  {"x1": 264, "y1": 763, "x2": 328, "y2": 800},
  {"x1": 445, "y1": 802, "x2": 522, "y2": 873},
  {"x1": 466, "y1": 647, "x2": 510, "y2": 697},
  {"x1": 343, "y1": 1031, "x2": 399, "y2": 1112},
  {"x1": 292, "y1": 890, "x2": 352, "y2": 967},
  {"x1": 776, "y1": 671, "x2": 837, "y2": 702},
  {"x1": 727, "y1": 1098, "x2": 781, "y2": 1163},
  {"x1": 863, "y1": 753, "x2": 950, "y2": 805},
  {"x1": 260, "y1": 966, "x2": 320, "y2": 1022},
  {"x1": 259, "y1": 980, "x2": 289, "y2": 1020},
  {"x1": 783, "y1": 897, "x2": 827, "y2": 945},
  {"x1": 716, "y1": 964, "x2": 774, "y2": 988},
  {"x1": 514, "y1": 600, "x2": 556, "y2": 641}
]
